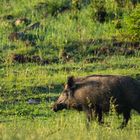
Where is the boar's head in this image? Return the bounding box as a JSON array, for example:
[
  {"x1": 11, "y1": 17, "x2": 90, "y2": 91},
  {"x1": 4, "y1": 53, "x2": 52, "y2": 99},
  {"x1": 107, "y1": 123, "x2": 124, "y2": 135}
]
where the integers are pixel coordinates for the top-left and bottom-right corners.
[{"x1": 52, "y1": 76, "x2": 80, "y2": 112}]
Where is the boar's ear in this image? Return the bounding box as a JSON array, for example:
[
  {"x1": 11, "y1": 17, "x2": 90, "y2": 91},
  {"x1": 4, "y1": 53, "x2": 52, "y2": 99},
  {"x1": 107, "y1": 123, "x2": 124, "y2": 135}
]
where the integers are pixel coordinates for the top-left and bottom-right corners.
[{"x1": 67, "y1": 76, "x2": 75, "y2": 88}]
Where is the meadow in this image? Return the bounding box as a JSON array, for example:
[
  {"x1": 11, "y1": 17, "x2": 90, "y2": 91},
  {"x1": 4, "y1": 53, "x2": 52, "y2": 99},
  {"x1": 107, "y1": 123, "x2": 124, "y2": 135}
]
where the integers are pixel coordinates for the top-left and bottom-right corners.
[{"x1": 0, "y1": 0, "x2": 140, "y2": 140}]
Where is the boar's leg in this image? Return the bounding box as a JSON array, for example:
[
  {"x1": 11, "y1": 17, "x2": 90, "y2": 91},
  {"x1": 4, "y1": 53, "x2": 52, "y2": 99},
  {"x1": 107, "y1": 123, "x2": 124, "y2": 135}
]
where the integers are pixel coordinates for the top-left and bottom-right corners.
[
  {"x1": 95, "y1": 105, "x2": 103, "y2": 124},
  {"x1": 119, "y1": 108, "x2": 131, "y2": 129},
  {"x1": 83, "y1": 106, "x2": 93, "y2": 128}
]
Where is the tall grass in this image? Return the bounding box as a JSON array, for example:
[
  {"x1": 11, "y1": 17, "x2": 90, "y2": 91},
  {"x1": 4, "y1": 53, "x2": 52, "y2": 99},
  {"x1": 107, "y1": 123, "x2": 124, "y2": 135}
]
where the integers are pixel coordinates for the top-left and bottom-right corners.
[{"x1": 1, "y1": 111, "x2": 140, "y2": 140}]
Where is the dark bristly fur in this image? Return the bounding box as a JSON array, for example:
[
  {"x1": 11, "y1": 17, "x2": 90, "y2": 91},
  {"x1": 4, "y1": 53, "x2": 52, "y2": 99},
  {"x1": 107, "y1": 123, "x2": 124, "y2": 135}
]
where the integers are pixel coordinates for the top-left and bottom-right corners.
[{"x1": 52, "y1": 75, "x2": 140, "y2": 128}]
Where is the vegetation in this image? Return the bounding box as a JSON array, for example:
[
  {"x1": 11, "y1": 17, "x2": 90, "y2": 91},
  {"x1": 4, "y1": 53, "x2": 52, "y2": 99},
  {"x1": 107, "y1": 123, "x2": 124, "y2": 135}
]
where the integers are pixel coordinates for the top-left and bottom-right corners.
[
  {"x1": 0, "y1": 0, "x2": 140, "y2": 140},
  {"x1": 123, "y1": 4, "x2": 140, "y2": 42}
]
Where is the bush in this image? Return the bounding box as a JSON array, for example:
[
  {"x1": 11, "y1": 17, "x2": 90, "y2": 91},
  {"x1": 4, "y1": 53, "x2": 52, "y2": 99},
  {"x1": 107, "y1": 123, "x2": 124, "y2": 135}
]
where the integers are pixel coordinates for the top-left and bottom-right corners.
[
  {"x1": 91, "y1": 0, "x2": 107, "y2": 23},
  {"x1": 124, "y1": 4, "x2": 140, "y2": 42}
]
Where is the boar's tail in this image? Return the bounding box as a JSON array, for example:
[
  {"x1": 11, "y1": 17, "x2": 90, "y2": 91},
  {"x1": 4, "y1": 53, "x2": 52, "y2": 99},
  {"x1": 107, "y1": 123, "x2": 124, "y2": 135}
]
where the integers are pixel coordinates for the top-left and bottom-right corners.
[{"x1": 132, "y1": 96, "x2": 140, "y2": 114}]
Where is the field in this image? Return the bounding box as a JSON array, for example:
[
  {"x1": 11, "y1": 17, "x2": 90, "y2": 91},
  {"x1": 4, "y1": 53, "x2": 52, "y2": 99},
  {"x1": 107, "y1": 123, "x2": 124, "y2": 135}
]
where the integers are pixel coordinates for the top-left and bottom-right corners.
[{"x1": 0, "y1": 0, "x2": 140, "y2": 140}]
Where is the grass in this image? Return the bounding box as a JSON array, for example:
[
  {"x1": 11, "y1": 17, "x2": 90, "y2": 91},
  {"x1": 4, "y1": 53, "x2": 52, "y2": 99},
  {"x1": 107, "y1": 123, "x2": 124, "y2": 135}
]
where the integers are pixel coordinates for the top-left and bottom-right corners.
[
  {"x1": 1, "y1": 55, "x2": 140, "y2": 140},
  {"x1": 1, "y1": 111, "x2": 140, "y2": 140},
  {"x1": 1, "y1": 56, "x2": 140, "y2": 96}
]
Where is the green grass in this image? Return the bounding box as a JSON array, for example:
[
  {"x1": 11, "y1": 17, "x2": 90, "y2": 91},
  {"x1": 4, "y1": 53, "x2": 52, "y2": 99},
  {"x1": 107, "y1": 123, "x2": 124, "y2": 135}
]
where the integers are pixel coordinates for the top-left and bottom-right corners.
[
  {"x1": 1, "y1": 111, "x2": 140, "y2": 140},
  {"x1": 0, "y1": 0, "x2": 139, "y2": 64},
  {"x1": 1, "y1": 55, "x2": 140, "y2": 140}
]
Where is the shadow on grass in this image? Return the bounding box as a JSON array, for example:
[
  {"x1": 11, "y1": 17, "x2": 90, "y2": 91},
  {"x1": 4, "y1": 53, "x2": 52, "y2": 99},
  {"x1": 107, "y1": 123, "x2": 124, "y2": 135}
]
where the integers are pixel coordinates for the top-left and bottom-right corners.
[
  {"x1": 0, "y1": 119, "x2": 14, "y2": 123},
  {"x1": 29, "y1": 84, "x2": 63, "y2": 94},
  {"x1": 0, "y1": 84, "x2": 61, "y2": 106}
]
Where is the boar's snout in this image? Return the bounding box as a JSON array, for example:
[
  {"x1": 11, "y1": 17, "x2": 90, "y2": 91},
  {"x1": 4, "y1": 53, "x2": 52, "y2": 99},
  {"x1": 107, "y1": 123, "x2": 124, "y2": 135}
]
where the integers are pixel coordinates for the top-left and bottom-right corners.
[{"x1": 52, "y1": 103, "x2": 67, "y2": 112}]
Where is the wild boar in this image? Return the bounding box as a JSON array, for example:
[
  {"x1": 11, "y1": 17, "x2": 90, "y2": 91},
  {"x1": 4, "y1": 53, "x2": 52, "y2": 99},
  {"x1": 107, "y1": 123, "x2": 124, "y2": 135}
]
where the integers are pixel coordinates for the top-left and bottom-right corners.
[{"x1": 52, "y1": 75, "x2": 140, "y2": 128}]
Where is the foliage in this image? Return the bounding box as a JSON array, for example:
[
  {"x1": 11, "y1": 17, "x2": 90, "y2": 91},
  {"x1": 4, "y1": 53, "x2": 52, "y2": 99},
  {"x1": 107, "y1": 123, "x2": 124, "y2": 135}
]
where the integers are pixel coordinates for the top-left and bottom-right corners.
[
  {"x1": 124, "y1": 4, "x2": 140, "y2": 42},
  {"x1": 1, "y1": 112, "x2": 140, "y2": 140}
]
